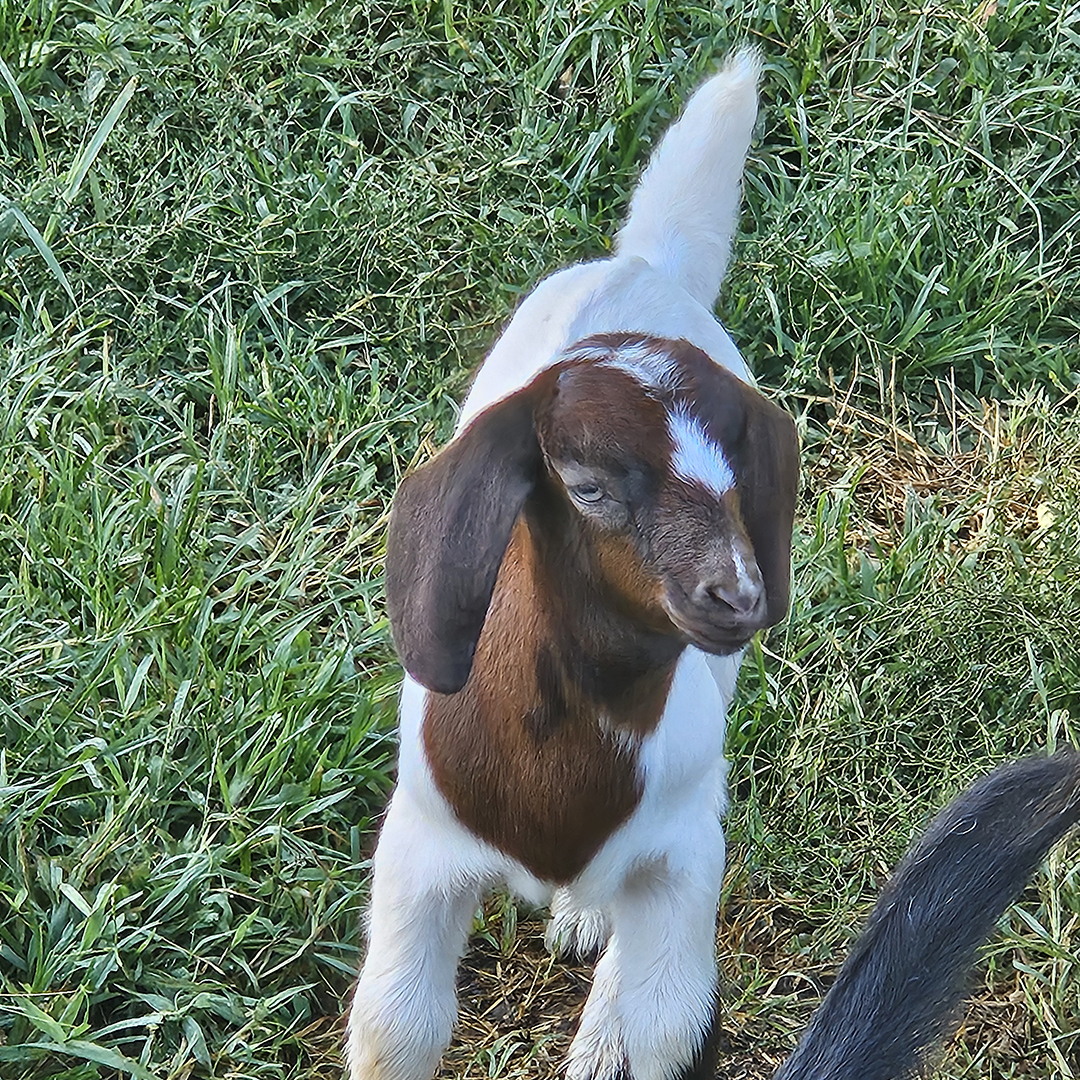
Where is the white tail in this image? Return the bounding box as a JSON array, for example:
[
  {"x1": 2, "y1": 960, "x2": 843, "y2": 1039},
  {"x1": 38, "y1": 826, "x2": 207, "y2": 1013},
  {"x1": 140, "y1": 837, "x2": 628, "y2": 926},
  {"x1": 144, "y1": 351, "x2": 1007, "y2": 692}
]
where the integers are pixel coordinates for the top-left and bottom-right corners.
[{"x1": 616, "y1": 48, "x2": 761, "y2": 309}]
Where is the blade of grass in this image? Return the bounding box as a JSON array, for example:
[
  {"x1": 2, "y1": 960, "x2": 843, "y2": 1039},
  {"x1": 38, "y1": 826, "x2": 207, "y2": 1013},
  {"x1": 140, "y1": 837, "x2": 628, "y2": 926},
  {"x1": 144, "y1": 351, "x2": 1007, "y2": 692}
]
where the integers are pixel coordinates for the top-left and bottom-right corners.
[
  {"x1": 0, "y1": 53, "x2": 47, "y2": 171},
  {"x1": 44, "y1": 74, "x2": 138, "y2": 243},
  {"x1": 2, "y1": 200, "x2": 76, "y2": 303}
]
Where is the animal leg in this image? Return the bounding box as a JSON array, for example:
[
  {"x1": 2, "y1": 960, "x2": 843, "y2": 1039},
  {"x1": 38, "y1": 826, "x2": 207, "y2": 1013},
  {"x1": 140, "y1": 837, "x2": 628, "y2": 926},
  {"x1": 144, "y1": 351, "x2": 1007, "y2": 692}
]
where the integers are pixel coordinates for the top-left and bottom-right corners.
[
  {"x1": 546, "y1": 887, "x2": 611, "y2": 960},
  {"x1": 566, "y1": 839, "x2": 725, "y2": 1080},
  {"x1": 345, "y1": 791, "x2": 491, "y2": 1080}
]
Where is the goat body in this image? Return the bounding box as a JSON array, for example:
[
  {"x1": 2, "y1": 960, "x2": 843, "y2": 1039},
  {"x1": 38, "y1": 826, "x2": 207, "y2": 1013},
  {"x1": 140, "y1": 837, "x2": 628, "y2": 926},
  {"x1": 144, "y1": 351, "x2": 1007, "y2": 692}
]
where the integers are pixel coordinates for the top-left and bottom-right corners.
[{"x1": 346, "y1": 48, "x2": 790, "y2": 1080}]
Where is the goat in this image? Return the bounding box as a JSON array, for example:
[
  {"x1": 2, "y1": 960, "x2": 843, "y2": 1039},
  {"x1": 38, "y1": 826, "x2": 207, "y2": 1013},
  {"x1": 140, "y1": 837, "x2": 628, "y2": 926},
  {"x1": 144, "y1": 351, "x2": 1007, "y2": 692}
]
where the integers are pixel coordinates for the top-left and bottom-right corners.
[
  {"x1": 346, "y1": 47, "x2": 794, "y2": 1080},
  {"x1": 344, "y1": 45, "x2": 1080, "y2": 1080}
]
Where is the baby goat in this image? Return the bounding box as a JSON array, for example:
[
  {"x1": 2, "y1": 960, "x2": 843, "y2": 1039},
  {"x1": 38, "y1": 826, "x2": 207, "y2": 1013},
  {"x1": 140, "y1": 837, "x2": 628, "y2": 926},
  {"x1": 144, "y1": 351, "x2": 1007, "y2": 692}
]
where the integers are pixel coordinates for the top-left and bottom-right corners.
[{"x1": 347, "y1": 50, "x2": 797, "y2": 1080}]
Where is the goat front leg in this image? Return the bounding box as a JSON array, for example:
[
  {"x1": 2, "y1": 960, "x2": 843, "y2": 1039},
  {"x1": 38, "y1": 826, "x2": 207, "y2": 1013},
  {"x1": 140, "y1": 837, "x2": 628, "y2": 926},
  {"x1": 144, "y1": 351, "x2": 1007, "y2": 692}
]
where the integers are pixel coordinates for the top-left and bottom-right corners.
[
  {"x1": 566, "y1": 820, "x2": 725, "y2": 1080},
  {"x1": 346, "y1": 790, "x2": 491, "y2": 1080}
]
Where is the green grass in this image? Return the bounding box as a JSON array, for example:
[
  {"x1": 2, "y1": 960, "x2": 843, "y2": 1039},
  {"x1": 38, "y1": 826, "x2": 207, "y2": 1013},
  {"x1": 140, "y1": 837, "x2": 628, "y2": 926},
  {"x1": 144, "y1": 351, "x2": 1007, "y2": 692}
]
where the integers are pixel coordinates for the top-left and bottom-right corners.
[{"x1": 2, "y1": 0, "x2": 1079, "y2": 1077}]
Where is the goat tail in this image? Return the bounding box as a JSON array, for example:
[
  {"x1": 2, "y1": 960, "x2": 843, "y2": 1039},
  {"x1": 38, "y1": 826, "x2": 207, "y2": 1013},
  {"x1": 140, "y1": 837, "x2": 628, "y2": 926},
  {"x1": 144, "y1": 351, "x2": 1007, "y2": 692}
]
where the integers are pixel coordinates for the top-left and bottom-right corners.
[
  {"x1": 774, "y1": 749, "x2": 1080, "y2": 1080},
  {"x1": 615, "y1": 47, "x2": 761, "y2": 310}
]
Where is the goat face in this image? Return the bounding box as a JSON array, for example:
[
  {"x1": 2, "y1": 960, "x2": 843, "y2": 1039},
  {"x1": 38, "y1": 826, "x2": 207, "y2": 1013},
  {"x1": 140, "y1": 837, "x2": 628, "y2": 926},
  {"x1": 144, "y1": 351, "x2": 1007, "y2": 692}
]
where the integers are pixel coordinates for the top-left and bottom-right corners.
[
  {"x1": 386, "y1": 333, "x2": 798, "y2": 695},
  {"x1": 535, "y1": 334, "x2": 796, "y2": 658}
]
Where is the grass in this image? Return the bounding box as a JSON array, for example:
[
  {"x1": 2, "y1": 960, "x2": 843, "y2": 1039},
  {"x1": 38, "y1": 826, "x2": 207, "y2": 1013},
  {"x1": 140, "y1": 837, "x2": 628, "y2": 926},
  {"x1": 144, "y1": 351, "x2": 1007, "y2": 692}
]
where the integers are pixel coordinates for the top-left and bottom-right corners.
[{"x1": 1, "y1": 0, "x2": 1079, "y2": 1077}]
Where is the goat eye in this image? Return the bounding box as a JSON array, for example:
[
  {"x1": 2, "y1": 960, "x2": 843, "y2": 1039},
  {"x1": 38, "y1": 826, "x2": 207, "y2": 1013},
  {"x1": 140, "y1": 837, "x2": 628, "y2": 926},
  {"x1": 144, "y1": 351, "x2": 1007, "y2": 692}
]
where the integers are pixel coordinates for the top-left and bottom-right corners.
[{"x1": 570, "y1": 482, "x2": 606, "y2": 504}]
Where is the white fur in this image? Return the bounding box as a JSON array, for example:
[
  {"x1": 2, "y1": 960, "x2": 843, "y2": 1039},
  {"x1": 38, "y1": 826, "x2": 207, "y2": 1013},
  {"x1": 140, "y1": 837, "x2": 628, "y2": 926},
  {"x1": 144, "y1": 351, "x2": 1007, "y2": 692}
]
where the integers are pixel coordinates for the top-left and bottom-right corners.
[
  {"x1": 616, "y1": 47, "x2": 761, "y2": 309},
  {"x1": 669, "y1": 404, "x2": 736, "y2": 495},
  {"x1": 732, "y1": 545, "x2": 761, "y2": 600},
  {"x1": 546, "y1": 889, "x2": 611, "y2": 957},
  {"x1": 349, "y1": 50, "x2": 761, "y2": 1080},
  {"x1": 600, "y1": 341, "x2": 681, "y2": 391}
]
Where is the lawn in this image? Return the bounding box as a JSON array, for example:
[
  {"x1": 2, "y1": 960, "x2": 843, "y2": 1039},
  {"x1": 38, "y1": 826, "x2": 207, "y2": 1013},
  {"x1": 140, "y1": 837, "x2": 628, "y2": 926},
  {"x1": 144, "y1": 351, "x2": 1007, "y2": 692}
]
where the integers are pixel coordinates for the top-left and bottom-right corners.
[{"x1": 2, "y1": 0, "x2": 1079, "y2": 1078}]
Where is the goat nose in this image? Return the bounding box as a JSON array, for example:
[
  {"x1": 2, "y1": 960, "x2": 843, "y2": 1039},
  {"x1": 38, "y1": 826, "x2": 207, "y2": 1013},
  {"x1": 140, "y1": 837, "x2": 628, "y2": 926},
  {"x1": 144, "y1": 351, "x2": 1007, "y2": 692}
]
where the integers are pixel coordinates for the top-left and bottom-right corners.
[{"x1": 697, "y1": 577, "x2": 764, "y2": 618}]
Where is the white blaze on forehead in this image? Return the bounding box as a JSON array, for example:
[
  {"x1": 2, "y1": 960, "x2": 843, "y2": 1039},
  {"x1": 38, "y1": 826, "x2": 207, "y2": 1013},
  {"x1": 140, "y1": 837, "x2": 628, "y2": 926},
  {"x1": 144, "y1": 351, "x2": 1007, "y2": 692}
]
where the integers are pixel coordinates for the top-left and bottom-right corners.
[{"x1": 668, "y1": 405, "x2": 735, "y2": 496}]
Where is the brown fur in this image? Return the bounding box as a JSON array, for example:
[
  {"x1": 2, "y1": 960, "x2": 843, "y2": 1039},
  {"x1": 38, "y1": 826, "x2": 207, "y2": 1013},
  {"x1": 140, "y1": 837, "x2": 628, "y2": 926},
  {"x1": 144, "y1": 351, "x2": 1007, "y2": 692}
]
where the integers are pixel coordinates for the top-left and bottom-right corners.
[{"x1": 423, "y1": 517, "x2": 678, "y2": 883}]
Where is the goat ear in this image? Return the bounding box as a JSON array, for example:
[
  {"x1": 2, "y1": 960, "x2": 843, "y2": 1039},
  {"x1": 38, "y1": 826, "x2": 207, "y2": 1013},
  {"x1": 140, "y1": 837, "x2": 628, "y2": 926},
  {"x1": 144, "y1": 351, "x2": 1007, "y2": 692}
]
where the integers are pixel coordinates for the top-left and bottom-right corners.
[
  {"x1": 385, "y1": 388, "x2": 543, "y2": 694},
  {"x1": 733, "y1": 384, "x2": 799, "y2": 626}
]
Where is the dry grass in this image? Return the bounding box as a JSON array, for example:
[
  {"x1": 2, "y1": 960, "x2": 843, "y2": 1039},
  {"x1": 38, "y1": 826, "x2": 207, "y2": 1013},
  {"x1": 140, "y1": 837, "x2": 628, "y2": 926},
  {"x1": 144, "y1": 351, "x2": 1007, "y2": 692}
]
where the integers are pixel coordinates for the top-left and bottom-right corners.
[
  {"x1": 431, "y1": 858, "x2": 1080, "y2": 1080},
  {"x1": 802, "y1": 389, "x2": 1071, "y2": 552}
]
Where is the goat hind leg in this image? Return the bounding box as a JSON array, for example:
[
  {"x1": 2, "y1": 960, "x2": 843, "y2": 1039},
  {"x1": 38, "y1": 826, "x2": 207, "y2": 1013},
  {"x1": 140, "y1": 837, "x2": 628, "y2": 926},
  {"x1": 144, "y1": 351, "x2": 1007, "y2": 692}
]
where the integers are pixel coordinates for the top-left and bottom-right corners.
[{"x1": 546, "y1": 887, "x2": 610, "y2": 961}]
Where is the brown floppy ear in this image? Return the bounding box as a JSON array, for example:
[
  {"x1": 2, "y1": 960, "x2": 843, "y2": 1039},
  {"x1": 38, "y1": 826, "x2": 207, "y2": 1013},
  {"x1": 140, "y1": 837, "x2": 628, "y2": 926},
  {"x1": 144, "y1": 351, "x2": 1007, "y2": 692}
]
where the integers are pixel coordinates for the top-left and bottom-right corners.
[
  {"x1": 385, "y1": 387, "x2": 543, "y2": 695},
  {"x1": 733, "y1": 383, "x2": 799, "y2": 627}
]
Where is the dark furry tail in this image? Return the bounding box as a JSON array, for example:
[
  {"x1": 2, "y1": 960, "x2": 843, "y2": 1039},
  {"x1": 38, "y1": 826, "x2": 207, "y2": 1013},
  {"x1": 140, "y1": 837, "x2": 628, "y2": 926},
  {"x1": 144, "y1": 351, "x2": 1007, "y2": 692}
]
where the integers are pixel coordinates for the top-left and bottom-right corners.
[{"x1": 774, "y1": 750, "x2": 1080, "y2": 1080}]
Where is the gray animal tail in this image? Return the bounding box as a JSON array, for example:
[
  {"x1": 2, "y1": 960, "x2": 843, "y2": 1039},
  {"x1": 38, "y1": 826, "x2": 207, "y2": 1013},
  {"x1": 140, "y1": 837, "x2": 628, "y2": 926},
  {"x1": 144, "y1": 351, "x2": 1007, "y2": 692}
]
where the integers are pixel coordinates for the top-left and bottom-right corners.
[{"x1": 775, "y1": 750, "x2": 1080, "y2": 1080}]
